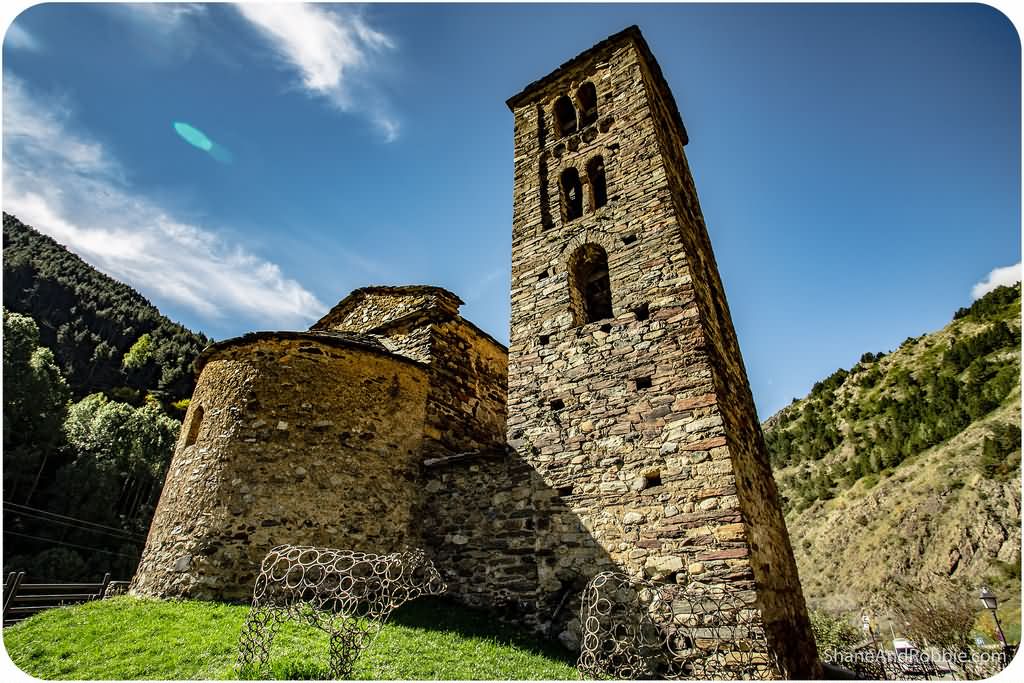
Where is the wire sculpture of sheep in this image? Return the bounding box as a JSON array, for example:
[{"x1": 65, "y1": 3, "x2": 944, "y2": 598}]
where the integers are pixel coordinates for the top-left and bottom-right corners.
[{"x1": 236, "y1": 545, "x2": 446, "y2": 678}]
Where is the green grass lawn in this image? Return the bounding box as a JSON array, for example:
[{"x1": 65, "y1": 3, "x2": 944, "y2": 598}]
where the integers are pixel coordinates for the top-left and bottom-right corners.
[{"x1": 2, "y1": 596, "x2": 579, "y2": 680}]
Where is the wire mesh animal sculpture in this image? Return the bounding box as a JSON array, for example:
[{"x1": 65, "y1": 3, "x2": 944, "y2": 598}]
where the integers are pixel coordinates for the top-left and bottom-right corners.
[
  {"x1": 236, "y1": 545, "x2": 446, "y2": 678},
  {"x1": 577, "y1": 571, "x2": 780, "y2": 680}
]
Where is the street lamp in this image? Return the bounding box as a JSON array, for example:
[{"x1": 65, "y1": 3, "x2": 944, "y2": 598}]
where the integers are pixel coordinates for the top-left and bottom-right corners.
[{"x1": 979, "y1": 586, "x2": 1010, "y2": 658}]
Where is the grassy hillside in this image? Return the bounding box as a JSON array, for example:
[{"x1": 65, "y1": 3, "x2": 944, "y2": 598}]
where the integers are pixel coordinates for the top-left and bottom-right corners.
[
  {"x1": 2, "y1": 597, "x2": 577, "y2": 680},
  {"x1": 765, "y1": 284, "x2": 1021, "y2": 622}
]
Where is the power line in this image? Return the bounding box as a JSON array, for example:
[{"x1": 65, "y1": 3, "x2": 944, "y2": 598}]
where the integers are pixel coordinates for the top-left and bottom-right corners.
[
  {"x1": 3, "y1": 508, "x2": 145, "y2": 544},
  {"x1": 3, "y1": 502, "x2": 147, "y2": 542},
  {"x1": 4, "y1": 530, "x2": 139, "y2": 561},
  {"x1": 4, "y1": 505, "x2": 146, "y2": 542}
]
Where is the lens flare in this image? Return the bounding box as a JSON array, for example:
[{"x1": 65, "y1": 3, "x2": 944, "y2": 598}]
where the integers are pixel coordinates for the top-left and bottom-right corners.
[
  {"x1": 172, "y1": 121, "x2": 233, "y2": 164},
  {"x1": 209, "y1": 143, "x2": 233, "y2": 164},
  {"x1": 173, "y1": 121, "x2": 212, "y2": 151}
]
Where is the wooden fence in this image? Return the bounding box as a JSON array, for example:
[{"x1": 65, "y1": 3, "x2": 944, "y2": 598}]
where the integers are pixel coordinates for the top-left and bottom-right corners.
[{"x1": 2, "y1": 572, "x2": 113, "y2": 626}]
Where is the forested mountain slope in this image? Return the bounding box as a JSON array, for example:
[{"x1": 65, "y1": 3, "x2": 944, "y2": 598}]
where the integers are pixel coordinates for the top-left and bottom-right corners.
[
  {"x1": 765, "y1": 284, "x2": 1021, "y2": 614},
  {"x1": 3, "y1": 212, "x2": 210, "y2": 403},
  {"x1": 3, "y1": 213, "x2": 210, "y2": 581}
]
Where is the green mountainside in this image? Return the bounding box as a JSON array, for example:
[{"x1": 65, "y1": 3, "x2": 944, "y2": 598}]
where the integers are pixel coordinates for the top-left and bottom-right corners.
[
  {"x1": 766, "y1": 284, "x2": 1021, "y2": 617},
  {"x1": 3, "y1": 212, "x2": 210, "y2": 404},
  {"x1": 3, "y1": 213, "x2": 211, "y2": 582}
]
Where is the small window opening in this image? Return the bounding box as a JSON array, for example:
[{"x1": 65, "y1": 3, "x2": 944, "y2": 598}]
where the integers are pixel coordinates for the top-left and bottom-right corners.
[
  {"x1": 553, "y1": 95, "x2": 578, "y2": 137},
  {"x1": 550, "y1": 398, "x2": 565, "y2": 411},
  {"x1": 635, "y1": 376, "x2": 653, "y2": 391},
  {"x1": 634, "y1": 303, "x2": 650, "y2": 321},
  {"x1": 599, "y1": 323, "x2": 612, "y2": 334},
  {"x1": 561, "y1": 167, "x2": 583, "y2": 222},
  {"x1": 568, "y1": 243, "x2": 613, "y2": 326},
  {"x1": 622, "y1": 234, "x2": 637, "y2": 246},
  {"x1": 577, "y1": 81, "x2": 598, "y2": 128},
  {"x1": 587, "y1": 156, "x2": 607, "y2": 210},
  {"x1": 644, "y1": 470, "x2": 662, "y2": 488},
  {"x1": 538, "y1": 268, "x2": 550, "y2": 280},
  {"x1": 184, "y1": 406, "x2": 204, "y2": 447},
  {"x1": 539, "y1": 334, "x2": 550, "y2": 346},
  {"x1": 557, "y1": 485, "x2": 573, "y2": 497}
]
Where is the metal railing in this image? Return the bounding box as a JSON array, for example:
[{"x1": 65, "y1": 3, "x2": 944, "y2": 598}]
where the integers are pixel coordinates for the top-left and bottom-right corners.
[{"x1": 2, "y1": 571, "x2": 112, "y2": 627}]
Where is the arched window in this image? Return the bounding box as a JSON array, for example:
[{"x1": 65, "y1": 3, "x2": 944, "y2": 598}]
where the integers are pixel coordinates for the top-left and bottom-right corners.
[
  {"x1": 184, "y1": 406, "x2": 204, "y2": 447},
  {"x1": 586, "y1": 156, "x2": 607, "y2": 210},
  {"x1": 568, "y1": 244, "x2": 613, "y2": 325},
  {"x1": 561, "y1": 167, "x2": 583, "y2": 222},
  {"x1": 577, "y1": 82, "x2": 598, "y2": 128},
  {"x1": 553, "y1": 95, "x2": 577, "y2": 137}
]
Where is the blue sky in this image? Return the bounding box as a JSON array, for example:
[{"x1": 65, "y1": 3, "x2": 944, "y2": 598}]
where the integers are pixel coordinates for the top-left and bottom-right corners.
[{"x1": 2, "y1": 3, "x2": 1020, "y2": 419}]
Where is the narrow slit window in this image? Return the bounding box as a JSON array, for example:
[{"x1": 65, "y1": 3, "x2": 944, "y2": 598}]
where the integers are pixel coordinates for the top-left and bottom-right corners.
[
  {"x1": 561, "y1": 167, "x2": 583, "y2": 222},
  {"x1": 586, "y1": 156, "x2": 607, "y2": 210},
  {"x1": 568, "y1": 243, "x2": 613, "y2": 326},
  {"x1": 577, "y1": 82, "x2": 598, "y2": 128},
  {"x1": 553, "y1": 95, "x2": 578, "y2": 137},
  {"x1": 184, "y1": 406, "x2": 204, "y2": 447}
]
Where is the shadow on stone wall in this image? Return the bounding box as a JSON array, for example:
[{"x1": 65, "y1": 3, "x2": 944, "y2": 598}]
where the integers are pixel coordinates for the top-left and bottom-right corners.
[{"x1": 418, "y1": 447, "x2": 622, "y2": 649}]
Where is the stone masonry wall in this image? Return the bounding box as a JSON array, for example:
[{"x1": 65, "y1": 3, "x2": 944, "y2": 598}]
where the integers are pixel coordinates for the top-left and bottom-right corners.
[
  {"x1": 131, "y1": 335, "x2": 430, "y2": 600},
  {"x1": 313, "y1": 286, "x2": 462, "y2": 339},
  {"x1": 422, "y1": 320, "x2": 508, "y2": 457},
  {"x1": 505, "y1": 27, "x2": 818, "y2": 675},
  {"x1": 635, "y1": 49, "x2": 819, "y2": 676},
  {"x1": 418, "y1": 453, "x2": 544, "y2": 616},
  {"x1": 311, "y1": 286, "x2": 508, "y2": 457},
  {"x1": 417, "y1": 450, "x2": 617, "y2": 643}
]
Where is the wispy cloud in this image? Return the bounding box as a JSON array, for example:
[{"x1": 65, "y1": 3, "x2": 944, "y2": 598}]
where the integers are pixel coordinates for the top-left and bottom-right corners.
[
  {"x1": 108, "y1": 3, "x2": 208, "y2": 66},
  {"x1": 5, "y1": 23, "x2": 42, "y2": 52},
  {"x1": 3, "y1": 75, "x2": 324, "y2": 326},
  {"x1": 971, "y1": 262, "x2": 1022, "y2": 300},
  {"x1": 118, "y1": 2, "x2": 207, "y2": 29},
  {"x1": 3, "y1": 78, "x2": 117, "y2": 178},
  {"x1": 233, "y1": 3, "x2": 400, "y2": 141}
]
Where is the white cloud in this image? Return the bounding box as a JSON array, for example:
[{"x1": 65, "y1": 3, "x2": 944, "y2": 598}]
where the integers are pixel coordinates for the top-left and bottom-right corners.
[
  {"x1": 119, "y1": 3, "x2": 207, "y2": 30},
  {"x1": 971, "y1": 262, "x2": 1022, "y2": 300},
  {"x1": 109, "y1": 3, "x2": 208, "y2": 66},
  {"x1": 3, "y1": 75, "x2": 325, "y2": 327},
  {"x1": 5, "y1": 23, "x2": 41, "y2": 52},
  {"x1": 3, "y1": 77, "x2": 119, "y2": 178},
  {"x1": 234, "y1": 3, "x2": 399, "y2": 141}
]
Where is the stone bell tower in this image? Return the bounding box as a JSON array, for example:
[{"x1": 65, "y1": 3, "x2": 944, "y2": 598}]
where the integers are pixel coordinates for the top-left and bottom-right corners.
[{"x1": 505, "y1": 26, "x2": 820, "y2": 677}]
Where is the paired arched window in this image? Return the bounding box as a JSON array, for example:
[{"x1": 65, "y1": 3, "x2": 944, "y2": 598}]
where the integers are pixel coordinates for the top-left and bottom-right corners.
[
  {"x1": 551, "y1": 82, "x2": 598, "y2": 138},
  {"x1": 587, "y1": 156, "x2": 607, "y2": 209},
  {"x1": 553, "y1": 96, "x2": 578, "y2": 137},
  {"x1": 569, "y1": 244, "x2": 613, "y2": 326},
  {"x1": 577, "y1": 82, "x2": 598, "y2": 128},
  {"x1": 561, "y1": 168, "x2": 583, "y2": 221},
  {"x1": 560, "y1": 156, "x2": 607, "y2": 222}
]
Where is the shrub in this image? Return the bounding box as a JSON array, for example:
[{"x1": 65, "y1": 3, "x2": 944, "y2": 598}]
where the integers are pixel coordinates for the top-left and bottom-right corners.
[{"x1": 810, "y1": 610, "x2": 860, "y2": 653}]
